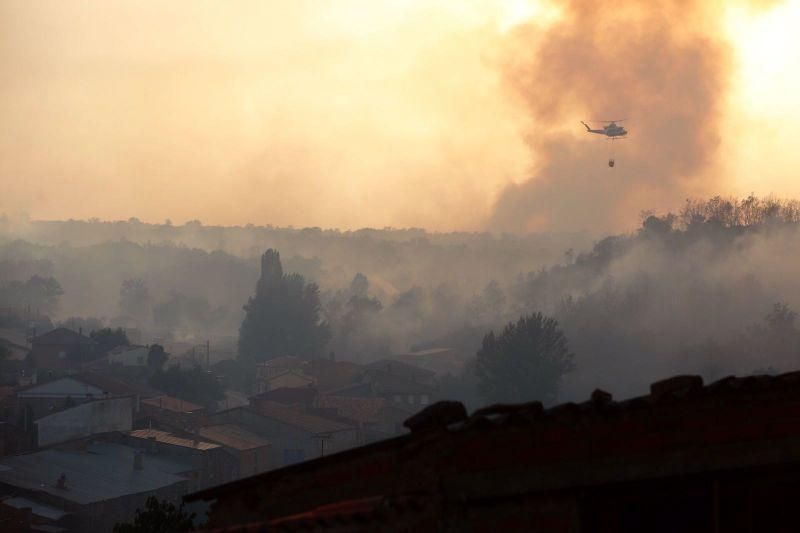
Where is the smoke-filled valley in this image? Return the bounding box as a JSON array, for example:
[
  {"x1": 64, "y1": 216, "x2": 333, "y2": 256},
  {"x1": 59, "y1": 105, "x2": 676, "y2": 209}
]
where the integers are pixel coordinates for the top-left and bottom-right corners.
[{"x1": 4, "y1": 195, "x2": 800, "y2": 406}]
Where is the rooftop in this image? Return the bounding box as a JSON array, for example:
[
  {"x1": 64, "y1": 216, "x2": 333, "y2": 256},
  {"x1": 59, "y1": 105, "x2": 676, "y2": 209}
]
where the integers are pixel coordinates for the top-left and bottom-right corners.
[
  {"x1": 0, "y1": 441, "x2": 189, "y2": 505},
  {"x1": 398, "y1": 348, "x2": 454, "y2": 357},
  {"x1": 108, "y1": 344, "x2": 147, "y2": 355},
  {"x1": 1, "y1": 496, "x2": 69, "y2": 521},
  {"x1": 198, "y1": 424, "x2": 271, "y2": 451},
  {"x1": 364, "y1": 369, "x2": 435, "y2": 395},
  {"x1": 364, "y1": 358, "x2": 436, "y2": 379},
  {"x1": 31, "y1": 327, "x2": 95, "y2": 346},
  {"x1": 76, "y1": 371, "x2": 161, "y2": 398},
  {"x1": 128, "y1": 429, "x2": 220, "y2": 451},
  {"x1": 249, "y1": 401, "x2": 355, "y2": 434},
  {"x1": 141, "y1": 395, "x2": 205, "y2": 413},
  {"x1": 315, "y1": 395, "x2": 387, "y2": 424}
]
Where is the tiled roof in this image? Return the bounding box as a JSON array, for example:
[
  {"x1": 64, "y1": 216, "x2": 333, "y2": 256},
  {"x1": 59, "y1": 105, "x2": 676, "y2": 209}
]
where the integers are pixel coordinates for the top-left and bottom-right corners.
[
  {"x1": 75, "y1": 371, "x2": 161, "y2": 398},
  {"x1": 250, "y1": 401, "x2": 355, "y2": 434},
  {"x1": 142, "y1": 395, "x2": 205, "y2": 413},
  {"x1": 187, "y1": 370, "x2": 800, "y2": 506},
  {"x1": 108, "y1": 344, "x2": 146, "y2": 355},
  {"x1": 128, "y1": 429, "x2": 220, "y2": 451},
  {"x1": 316, "y1": 395, "x2": 387, "y2": 424},
  {"x1": 253, "y1": 386, "x2": 317, "y2": 405},
  {"x1": 199, "y1": 424, "x2": 270, "y2": 451}
]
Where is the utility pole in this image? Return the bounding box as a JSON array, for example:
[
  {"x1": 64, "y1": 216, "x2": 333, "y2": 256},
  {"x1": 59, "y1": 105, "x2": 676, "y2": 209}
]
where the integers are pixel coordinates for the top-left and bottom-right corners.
[{"x1": 206, "y1": 339, "x2": 210, "y2": 371}]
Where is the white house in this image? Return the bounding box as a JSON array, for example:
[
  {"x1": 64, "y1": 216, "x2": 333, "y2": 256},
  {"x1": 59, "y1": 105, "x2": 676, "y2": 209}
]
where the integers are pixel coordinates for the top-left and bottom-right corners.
[{"x1": 108, "y1": 345, "x2": 149, "y2": 367}]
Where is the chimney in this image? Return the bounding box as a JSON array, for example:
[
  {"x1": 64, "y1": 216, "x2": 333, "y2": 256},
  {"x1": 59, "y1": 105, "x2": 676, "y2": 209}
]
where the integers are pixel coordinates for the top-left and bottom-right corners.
[
  {"x1": 133, "y1": 451, "x2": 144, "y2": 471},
  {"x1": 56, "y1": 473, "x2": 68, "y2": 490}
]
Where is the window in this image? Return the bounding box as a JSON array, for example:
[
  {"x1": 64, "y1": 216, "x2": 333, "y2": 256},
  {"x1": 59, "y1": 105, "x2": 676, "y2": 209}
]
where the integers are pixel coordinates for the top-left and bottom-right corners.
[
  {"x1": 408, "y1": 395, "x2": 415, "y2": 404},
  {"x1": 58, "y1": 351, "x2": 66, "y2": 359},
  {"x1": 136, "y1": 356, "x2": 144, "y2": 365},
  {"x1": 420, "y1": 394, "x2": 430, "y2": 405},
  {"x1": 394, "y1": 395, "x2": 402, "y2": 403}
]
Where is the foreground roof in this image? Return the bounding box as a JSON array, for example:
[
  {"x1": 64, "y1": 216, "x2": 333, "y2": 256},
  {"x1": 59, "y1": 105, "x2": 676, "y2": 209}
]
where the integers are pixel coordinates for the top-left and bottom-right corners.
[{"x1": 187, "y1": 371, "x2": 800, "y2": 507}]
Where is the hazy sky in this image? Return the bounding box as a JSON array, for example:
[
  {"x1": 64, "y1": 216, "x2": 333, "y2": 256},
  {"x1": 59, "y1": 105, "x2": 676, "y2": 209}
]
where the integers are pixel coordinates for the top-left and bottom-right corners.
[{"x1": 1, "y1": 1, "x2": 798, "y2": 232}]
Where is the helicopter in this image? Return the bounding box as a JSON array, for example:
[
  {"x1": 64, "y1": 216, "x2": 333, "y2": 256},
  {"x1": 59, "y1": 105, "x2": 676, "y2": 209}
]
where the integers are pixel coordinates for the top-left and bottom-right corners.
[
  {"x1": 580, "y1": 120, "x2": 628, "y2": 167},
  {"x1": 581, "y1": 120, "x2": 627, "y2": 138}
]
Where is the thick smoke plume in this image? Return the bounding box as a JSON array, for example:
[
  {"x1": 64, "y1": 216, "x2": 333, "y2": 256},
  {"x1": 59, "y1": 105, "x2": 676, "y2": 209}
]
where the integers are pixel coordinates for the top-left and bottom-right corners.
[{"x1": 490, "y1": 0, "x2": 739, "y2": 232}]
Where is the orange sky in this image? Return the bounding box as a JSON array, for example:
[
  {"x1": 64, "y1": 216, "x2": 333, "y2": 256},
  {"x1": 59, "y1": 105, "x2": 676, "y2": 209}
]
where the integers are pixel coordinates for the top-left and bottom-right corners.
[{"x1": 0, "y1": 1, "x2": 797, "y2": 232}]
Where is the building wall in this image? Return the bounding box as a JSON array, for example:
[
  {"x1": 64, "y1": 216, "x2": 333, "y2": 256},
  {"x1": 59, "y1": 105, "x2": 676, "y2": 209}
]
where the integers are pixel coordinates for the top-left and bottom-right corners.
[
  {"x1": 109, "y1": 346, "x2": 148, "y2": 367},
  {"x1": 120, "y1": 435, "x2": 237, "y2": 490},
  {"x1": 263, "y1": 372, "x2": 314, "y2": 392},
  {"x1": 36, "y1": 397, "x2": 132, "y2": 448},
  {"x1": 236, "y1": 445, "x2": 273, "y2": 478},
  {"x1": 29, "y1": 343, "x2": 98, "y2": 371}
]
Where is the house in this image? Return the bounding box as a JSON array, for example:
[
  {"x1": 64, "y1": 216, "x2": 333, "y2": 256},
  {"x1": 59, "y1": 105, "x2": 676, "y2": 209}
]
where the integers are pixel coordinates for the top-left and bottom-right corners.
[
  {"x1": 135, "y1": 396, "x2": 207, "y2": 437},
  {"x1": 15, "y1": 376, "x2": 119, "y2": 422},
  {"x1": 11, "y1": 373, "x2": 160, "y2": 450},
  {"x1": 329, "y1": 367, "x2": 436, "y2": 409},
  {"x1": 394, "y1": 347, "x2": 466, "y2": 376},
  {"x1": 122, "y1": 428, "x2": 237, "y2": 490},
  {"x1": 252, "y1": 386, "x2": 317, "y2": 409},
  {"x1": 258, "y1": 370, "x2": 315, "y2": 394},
  {"x1": 27, "y1": 328, "x2": 101, "y2": 372},
  {"x1": 210, "y1": 401, "x2": 359, "y2": 468},
  {"x1": 108, "y1": 345, "x2": 149, "y2": 367},
  {"x1": 255, "y1": 356, "x2": 304, "y2": 380},
  {"x1": 305, "y1": 358, "x2": 363, "y2": 393},
  {"x1": 35, "y1": 396, "x2": 132, "y2": 448},
  {"x1": 314, "y1": 394, "x2": 411, "y2": 441},
  {"x1": 198, "y1": 424, "x2": 272, "y2": 478},
  {"x1": 188, "y1": 371, "x2": 800, "y2": 532},
  {"x1": 0, "y1": 335, "x2": 30, "y2": 361},
  {"x1": 0, "y1": 441, "x2": 190, "y2": 532},
  {"x1": 364, "y1": 358, "x2": 437, "y2": 385},
  {"x1": 254, "y1": 356, "x2": 315, "y2": 394},
  {"x1": 141, "y1": 395, "x2": 205, "y2": 415}
]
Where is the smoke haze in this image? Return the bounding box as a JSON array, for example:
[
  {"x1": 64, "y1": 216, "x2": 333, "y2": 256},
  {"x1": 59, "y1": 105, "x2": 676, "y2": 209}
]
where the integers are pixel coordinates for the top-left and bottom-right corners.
[
  {"x1": 490, "y1": 0, "x2": 739, "y2": 232},
  {"x1": 1, "y1": 1, "x2": 794, "y2": 233}
]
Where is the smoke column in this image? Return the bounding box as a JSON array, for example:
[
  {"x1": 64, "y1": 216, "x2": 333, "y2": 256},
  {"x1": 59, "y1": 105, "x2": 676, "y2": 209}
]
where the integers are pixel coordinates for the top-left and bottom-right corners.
[{"x1": 489, "y1": 0, "x2": 768, "y2": 232}]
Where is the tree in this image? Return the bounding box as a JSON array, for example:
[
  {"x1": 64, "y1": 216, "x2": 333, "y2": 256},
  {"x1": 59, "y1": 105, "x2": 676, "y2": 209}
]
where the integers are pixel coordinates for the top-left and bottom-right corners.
[
  {"x1": 119, "y1": 278, "x2": 150, "y2": 321},
  {"x1": 24, "y1": 275, "x2": 63, "y2": 315},
  {"x1": 147, "y1": 344, "x2": 168, "y2": 371},
  {"x1": 90, "y1": 327, "x2": 130, "y2": 353},
  {"x1": 149, "y1": 364, "x2": 224, "y2": 409},
  {"x1": 238, "y1": 249, "x2": 330, "y2": 362},
  {"x1": 476, "y1": 313, "x2": 574, "y2": 405},
  {"x1": 113, "y1": 496, "x2": 194, "y2": 533},
  {"x1": 324, "y1": 273, "x2": 388, "y2": 362}
]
